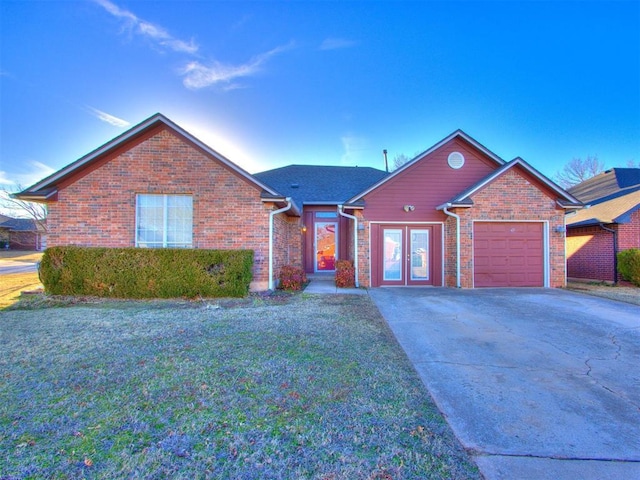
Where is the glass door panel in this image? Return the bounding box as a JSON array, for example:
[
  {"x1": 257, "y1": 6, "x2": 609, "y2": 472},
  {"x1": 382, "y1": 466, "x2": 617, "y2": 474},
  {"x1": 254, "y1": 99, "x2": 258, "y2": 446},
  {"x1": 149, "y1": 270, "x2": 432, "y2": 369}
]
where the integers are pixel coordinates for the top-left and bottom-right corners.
[
  {"x1": 315, "y1": 222, "x2": 337, "y2": 271},
  {"x1": 383, "y1": 229, "x2": 403, "y2": 281},
  {"x1": 410, "y1": 229, "x2": 429, "y2": 281}
]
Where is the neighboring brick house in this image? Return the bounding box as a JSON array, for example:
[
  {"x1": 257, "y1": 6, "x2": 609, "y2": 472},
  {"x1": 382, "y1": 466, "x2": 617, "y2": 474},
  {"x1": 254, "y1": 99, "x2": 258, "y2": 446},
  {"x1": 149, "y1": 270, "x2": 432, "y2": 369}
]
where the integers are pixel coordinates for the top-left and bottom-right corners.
[
  {"x1": 17, "y1": 113, "x2": 582, "y2": 290},
  {"x1": 566, "y1": 169, "x2": 640, "y2": 283},
  {"x1": 0, "y1": 215, "x2": 46, "y2": 250}
]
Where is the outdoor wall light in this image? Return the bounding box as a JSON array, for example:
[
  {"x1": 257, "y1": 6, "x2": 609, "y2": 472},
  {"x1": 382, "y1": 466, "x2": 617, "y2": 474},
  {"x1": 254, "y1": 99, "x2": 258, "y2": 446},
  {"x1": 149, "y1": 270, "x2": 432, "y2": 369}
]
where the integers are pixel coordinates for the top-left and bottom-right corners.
[
  {"x1": 301, "y1": 225, "x2": 307, "y2": 233},
  {"x1": 403, "y1": 205, "x2": 415, "y2": 212}
]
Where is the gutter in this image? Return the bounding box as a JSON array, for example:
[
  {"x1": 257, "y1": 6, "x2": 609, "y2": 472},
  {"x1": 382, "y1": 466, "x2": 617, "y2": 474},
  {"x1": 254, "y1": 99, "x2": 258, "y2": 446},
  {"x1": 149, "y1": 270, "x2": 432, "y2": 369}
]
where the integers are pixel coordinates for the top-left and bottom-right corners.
[
  {"x1": 268, "y1": 198, "x2": 293, "y2": 290},
  {"x1": 440, "y1": 204, "x2": 461, "y2": 288},
  {"x1": 338, "y1": 205, "x2": 359, "y2": 288},
  {"x1": 598, "y1": 223, "x2": 618, "y2": 285}
]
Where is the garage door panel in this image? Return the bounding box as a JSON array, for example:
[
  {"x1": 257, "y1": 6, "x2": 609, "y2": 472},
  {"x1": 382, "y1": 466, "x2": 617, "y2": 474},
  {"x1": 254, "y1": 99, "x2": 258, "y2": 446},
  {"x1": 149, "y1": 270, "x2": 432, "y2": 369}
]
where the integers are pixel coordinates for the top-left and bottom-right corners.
[{"x1": 474, "y1": 222, "x2": 544, "y2": 287}]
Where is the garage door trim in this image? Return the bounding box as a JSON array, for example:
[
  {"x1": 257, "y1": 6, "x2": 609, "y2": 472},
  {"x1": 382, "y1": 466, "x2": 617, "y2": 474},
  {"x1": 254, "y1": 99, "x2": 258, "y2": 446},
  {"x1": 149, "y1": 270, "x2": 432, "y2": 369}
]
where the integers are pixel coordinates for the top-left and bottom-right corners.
[{"x1": 472, "y1": 220, "x2": 549, "y2": 288}]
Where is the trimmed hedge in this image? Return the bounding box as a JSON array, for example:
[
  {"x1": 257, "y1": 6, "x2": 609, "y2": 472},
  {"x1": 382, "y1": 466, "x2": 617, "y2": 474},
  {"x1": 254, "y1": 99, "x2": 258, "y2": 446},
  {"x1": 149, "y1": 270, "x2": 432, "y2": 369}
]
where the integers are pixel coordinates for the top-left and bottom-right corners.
[
  {"x1": 618, "y1": 248, "x2": 640, "y2": 287},
  {"x1": 39, "y1": 246, "x2": 254, "y2": 298}
]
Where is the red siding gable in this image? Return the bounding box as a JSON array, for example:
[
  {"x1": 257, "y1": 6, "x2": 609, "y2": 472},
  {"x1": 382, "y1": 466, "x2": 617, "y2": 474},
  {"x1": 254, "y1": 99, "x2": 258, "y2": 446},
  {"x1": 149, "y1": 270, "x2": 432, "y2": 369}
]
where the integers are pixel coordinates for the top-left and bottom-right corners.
[{"x1": 363, "y1": 137, "x2": 499, "y2": 221}]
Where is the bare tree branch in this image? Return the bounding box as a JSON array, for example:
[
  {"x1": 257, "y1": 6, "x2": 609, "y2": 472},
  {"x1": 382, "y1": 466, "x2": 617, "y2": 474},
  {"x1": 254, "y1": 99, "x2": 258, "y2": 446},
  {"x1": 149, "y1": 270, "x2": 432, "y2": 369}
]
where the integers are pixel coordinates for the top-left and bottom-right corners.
[
  {"x1": 392, "y1": 153, "x2": 412, "y2": 171},
  {"x1": 554, "y1": 156, "x2": 604, "y2": 189},
  {"x1": 1, "y1": 186, "x2": 48, "y2": 232}
]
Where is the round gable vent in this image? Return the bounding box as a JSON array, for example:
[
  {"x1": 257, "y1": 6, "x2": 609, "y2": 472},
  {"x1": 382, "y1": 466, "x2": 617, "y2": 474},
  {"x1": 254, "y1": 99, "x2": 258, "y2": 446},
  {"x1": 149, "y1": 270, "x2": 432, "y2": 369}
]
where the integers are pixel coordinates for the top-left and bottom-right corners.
[{"x1": 448, "y1": 151, "x2": 465, "y2": 169}]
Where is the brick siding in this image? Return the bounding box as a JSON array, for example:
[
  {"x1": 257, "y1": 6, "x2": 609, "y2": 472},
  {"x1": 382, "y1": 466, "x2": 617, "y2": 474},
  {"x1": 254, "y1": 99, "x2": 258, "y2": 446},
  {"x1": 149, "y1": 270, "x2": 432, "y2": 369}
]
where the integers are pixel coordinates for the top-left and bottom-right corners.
[
  {"x1": 448, "y1": 169, "x2": 566, "y2": 288},
  {"x1": 46, "y1": 127, "x2": 297, "y2": 290},
  {"x1": 566, "y1": 226, "x2": 616, "y2": 282},
  {"x1": 567, "y1": 208, "x2": 640, "y2": 282}
]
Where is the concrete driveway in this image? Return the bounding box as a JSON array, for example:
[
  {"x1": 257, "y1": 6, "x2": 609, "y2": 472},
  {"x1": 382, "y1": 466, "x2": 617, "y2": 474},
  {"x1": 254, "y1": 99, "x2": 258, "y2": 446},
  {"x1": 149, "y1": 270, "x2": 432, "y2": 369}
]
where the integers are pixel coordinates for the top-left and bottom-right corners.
[
  {"x1": 0, "y1": 259, "x2": 39, "y2": 275},
  {"x1": 369, "y1": 288, "x2": 640, "y2": 480}
]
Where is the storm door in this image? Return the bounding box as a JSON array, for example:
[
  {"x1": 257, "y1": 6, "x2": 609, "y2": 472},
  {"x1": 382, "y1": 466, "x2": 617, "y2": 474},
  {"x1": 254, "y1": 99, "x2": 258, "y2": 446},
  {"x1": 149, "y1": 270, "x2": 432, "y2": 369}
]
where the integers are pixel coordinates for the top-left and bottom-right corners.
[{"x1": 315, "y1": 222, "x2": 337, "y2": 272}]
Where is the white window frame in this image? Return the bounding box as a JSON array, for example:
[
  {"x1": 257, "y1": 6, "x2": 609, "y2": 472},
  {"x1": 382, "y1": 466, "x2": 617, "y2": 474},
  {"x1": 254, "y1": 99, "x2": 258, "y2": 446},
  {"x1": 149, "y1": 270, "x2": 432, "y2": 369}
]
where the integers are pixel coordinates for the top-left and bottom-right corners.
[{"x1": 135, "y1": 194, "x2": 193, "y2": 248}]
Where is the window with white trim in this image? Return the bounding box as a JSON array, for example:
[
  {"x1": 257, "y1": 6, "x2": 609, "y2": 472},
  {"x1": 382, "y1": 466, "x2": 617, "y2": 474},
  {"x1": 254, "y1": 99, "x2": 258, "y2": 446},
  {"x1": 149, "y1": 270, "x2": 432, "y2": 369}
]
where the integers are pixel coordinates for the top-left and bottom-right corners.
[{"x1": 136, "y1": 194, "x2": 193, "y2": 248}]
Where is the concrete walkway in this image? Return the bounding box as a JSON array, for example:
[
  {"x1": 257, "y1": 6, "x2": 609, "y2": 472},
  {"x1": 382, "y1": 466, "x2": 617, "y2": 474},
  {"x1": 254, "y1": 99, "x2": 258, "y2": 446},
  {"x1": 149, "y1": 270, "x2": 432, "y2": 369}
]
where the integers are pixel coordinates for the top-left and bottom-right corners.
[
  {"x1": 303, "y1": 274, "x2": 368, "y2": 295},
  {"x1": 369, "y1": 287, "x2": 640, "y2": 480}
]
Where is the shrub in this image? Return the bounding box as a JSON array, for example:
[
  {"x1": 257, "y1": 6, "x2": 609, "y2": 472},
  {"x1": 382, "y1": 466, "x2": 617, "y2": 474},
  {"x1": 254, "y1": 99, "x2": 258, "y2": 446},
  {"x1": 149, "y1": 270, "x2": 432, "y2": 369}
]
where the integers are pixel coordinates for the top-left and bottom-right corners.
[
  {"x1": 618, "y1": 248, "x2": 640, "y2": 287},
  {"x1": 279, "y1": 265, "x2": 307, "y2": 291},
  {"x1": 39, "y1": 246, "x2": 253, "y2": 298},
  {"x1": 335, "y1": 260, "x2": 355, "y2": 288}
]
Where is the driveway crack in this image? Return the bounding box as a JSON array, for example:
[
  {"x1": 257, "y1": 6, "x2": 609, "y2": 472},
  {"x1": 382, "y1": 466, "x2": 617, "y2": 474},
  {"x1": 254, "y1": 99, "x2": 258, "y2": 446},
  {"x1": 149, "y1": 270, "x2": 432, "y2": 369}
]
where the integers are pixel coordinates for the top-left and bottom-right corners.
[{"x1": 473, "y1": 451, "x2": 640, "y2": 463}]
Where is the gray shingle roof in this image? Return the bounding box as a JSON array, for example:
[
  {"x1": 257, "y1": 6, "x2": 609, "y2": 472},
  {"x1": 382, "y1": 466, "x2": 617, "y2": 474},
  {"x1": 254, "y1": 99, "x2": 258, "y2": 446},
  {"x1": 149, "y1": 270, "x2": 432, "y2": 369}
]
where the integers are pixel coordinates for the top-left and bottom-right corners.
[
  {"x1": 567, "y1": 190, "x2": 640, "y2": 227},
  {"x1": 253, "y1": 165, "x2": 389, "y2": 206},
  {"x1": 568, "y1": 168, "x2": 640, "y2": 204},
  {"x1": 0, "y1": 216, "x2": 40, "y2": 231}
]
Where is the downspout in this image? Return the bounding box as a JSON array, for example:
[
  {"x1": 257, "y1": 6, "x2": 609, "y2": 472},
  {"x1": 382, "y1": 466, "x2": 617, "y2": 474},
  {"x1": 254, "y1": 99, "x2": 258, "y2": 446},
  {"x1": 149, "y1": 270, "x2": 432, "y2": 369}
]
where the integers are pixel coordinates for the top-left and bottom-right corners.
[
  {"x1": 338, "y1": 205, "x2": 359, "y2": 288},
  {"x1": 442, "y1": 204, "x2": 461, "y2": 288},
  {"x1": 599, "y1": 223, "x2": 618, "y2": 285},
  {"x1": 269, "y1": 198, "x2": 292, "y2": 290}
]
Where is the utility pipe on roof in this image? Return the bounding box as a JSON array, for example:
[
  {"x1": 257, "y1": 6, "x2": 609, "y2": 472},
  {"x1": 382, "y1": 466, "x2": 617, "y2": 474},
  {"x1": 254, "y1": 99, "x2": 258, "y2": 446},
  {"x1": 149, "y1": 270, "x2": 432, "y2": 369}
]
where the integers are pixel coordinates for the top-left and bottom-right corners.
[
  {"x1": 269, "y1": 198, "x2": 293, "y2": 290},
  {"x1": 598, "y1": 223, "x2": 618, "y2": 285},
  {"x1": 338, "y1": 205, "x2": 359, "y2": 288},
  {"x1": 441, "y1": 204, "x2": 461, "y2": 288}
]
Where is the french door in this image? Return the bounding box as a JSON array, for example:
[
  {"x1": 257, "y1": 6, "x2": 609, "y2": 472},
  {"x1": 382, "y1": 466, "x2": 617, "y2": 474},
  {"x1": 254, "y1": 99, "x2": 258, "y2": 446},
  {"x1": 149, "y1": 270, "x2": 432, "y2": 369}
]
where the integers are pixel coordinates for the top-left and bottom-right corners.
[{"x1": 381, "y1": 226, "x2": 432, "y2": 285}]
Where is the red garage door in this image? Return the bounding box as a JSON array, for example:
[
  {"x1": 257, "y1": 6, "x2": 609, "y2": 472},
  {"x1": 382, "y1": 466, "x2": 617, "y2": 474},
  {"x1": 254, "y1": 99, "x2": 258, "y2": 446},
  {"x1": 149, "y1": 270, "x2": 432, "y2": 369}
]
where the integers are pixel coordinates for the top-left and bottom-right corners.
[{"x1": 474, "y1": 222, "x2": 544, "y2": 287}]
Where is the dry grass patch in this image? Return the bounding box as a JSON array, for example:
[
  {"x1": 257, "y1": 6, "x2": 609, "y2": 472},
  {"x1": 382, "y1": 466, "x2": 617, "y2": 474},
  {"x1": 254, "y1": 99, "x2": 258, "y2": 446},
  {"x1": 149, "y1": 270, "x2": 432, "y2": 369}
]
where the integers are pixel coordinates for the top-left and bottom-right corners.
[
  {"x1": 0, "y1": 294, "x2": 480, "y2": 479},
  {"x1": 0, "y1": 251, "x2": 43, "y2": 308},
  {"x1": 0, "y1": 272, "x2": 42, "y2": 309}
]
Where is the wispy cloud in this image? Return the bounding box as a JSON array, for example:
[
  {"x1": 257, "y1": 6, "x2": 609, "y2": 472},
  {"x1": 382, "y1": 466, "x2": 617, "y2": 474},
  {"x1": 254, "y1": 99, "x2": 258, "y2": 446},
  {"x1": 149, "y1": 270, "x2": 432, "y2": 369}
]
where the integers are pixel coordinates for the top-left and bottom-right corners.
[
  {"x1": 0, "y1": 171, "x2": 13, "y2": 186},
  {"x1": 86, "y1": 107, "x2": 131, "y2": 127},
  {"x1": 93, "y1": 0, "x2": 293, "y2": 92},
  {"x1": 0, "y1": 161, "x2": 56, "y2": 189},
  {"x1": 181, "y1": 42, "x2": 295, "y2": 90},
  {"x1": 340, "y1": 134, "x2": 368, "y2": 165},
  {"x1": 93, "y1": 0, "x2": 198, "y2": 54},
  {"x1": 319, "y1": 37, "x2": 358, "y2": 51}
]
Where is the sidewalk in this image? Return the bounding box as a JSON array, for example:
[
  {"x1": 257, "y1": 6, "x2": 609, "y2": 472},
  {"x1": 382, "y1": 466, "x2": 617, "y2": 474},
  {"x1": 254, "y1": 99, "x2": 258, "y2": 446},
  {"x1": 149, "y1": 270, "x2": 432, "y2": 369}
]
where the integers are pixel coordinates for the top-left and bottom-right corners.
[{"x1": 304, "y1": 274, "x2": 368, "y2": 295}]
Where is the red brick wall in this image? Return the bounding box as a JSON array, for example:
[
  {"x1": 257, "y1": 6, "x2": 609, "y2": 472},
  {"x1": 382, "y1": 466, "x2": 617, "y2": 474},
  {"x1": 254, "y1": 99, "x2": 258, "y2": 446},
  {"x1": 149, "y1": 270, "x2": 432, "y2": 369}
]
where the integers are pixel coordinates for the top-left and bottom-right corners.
[
  {"x1": 567, "y1": 208, "x2": 639, "y2": 283},
  {"x1": 46, "y1": 127, "x2": 287, "y2": 290},
  {"x1": 272, "y1": 213, "x2": 303, "y2": 287},
  {"x1": 443, "y1": 216, "x2": 458, "y2": 287},
  {"x1": 8, "y1": 231, "x2": 42, "y2": 250},
  {"x1": 450, "y1": 169, "x2": 566, "y2": 288},
  {"x1": 566, "y1": 225, "x2": 616, "y2": 282},
  {"x1": 619, "y1": 208, "x2": 640, "y2": 250}
]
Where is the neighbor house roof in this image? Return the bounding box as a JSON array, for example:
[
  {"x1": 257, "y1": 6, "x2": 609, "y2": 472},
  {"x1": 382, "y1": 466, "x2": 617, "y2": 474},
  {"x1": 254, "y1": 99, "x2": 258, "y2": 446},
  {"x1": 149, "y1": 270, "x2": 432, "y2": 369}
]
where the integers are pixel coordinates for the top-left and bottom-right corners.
[
  {"x1": 567, "y1": 189, "x2": 640, "y2": 227},
  {"x1": 568, "y1": 168, "x2": 640, "y2": 204},
  {"x1": 347, "y1": 130, "x2": 506, "y2": 204},
  {"x1": 15, "y1": 113, "x2": 291, "y2": 210},
  {"x1": 254, "y1": 165, "x2": 389, "y2": 207},
  {"x1": 0, "y1": 216, "x2": 42, "y2": 232},
  {"x1": 436, "y1": 157, "x2": 583, "y2": 210}
]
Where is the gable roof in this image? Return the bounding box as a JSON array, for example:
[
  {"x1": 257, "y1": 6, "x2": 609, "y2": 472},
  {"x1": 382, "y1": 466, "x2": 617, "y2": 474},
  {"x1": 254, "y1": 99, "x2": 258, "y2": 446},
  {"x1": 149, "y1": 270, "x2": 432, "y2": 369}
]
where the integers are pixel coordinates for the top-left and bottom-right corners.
[
  {"x1": 254, "y1": 165, "x2": 388, "y2": 207},
  {"x1": 347, "y1": 130, "x2": 505, "y2": 204},
  {"x1": 568, "y1": 168, "x2": 640, "y2": 205},
  {"x1": 15, "y1": 113, "x2": 286, "y2": 206},
  {"x1": 567, "y1": 189, "x2": 640, "y2": 227},
  {"x1": 436, "y1": 157, "x2": 583, "y2": 210}
]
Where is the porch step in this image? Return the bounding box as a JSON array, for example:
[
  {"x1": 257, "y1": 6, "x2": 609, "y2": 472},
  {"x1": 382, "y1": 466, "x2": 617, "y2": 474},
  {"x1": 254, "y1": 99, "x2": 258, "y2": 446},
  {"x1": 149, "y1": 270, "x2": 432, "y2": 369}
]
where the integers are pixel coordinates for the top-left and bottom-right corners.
[{"x1": 304, "y1": 274, "x2": 367, "y2": 295}]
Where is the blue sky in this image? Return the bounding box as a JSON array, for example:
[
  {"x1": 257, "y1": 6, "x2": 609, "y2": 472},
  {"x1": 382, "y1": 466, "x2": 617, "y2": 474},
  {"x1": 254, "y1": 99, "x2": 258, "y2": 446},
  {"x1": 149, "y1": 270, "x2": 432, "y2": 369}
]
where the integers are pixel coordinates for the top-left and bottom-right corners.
[{"x1": 1, "y1": 0, "x2": 639, "y2": 191}]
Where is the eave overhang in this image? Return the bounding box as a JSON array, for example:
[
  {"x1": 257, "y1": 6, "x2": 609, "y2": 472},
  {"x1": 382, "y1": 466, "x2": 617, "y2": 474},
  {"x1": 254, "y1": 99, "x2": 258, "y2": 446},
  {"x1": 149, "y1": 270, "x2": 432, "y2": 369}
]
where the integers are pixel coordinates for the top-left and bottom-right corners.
[
  {"x1": 15, "y1": 113, "x2": 283, "y2": 202},
  {"x1": 444, "y1": 157, "x2": 584, "y2": 210}
]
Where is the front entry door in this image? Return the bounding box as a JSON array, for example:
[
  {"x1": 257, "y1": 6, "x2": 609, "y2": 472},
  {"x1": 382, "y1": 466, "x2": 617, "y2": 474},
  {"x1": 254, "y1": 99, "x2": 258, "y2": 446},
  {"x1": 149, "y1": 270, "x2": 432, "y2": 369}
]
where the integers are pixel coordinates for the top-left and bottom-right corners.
[
  {"x1": 315, "y1": 222, "x2": 337, "y2": 272},
  {"x1": 382, "y1": 227, "x2": 432, "y2": 285}
]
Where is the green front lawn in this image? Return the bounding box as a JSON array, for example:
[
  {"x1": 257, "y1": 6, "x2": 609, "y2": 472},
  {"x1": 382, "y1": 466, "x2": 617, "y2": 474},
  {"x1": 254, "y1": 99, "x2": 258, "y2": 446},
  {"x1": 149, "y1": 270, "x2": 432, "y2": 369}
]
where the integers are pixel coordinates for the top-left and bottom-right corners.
[{"x1": 0, "y1": 294, "x2": 479, "y2": 479}]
